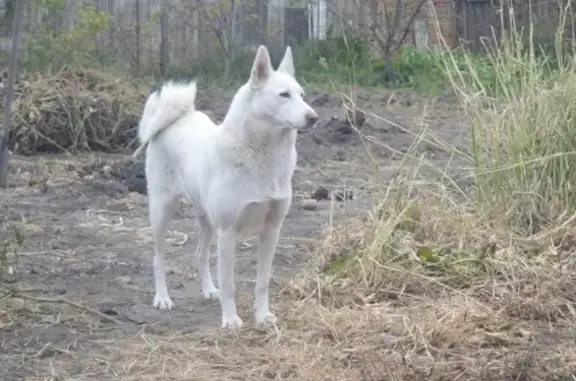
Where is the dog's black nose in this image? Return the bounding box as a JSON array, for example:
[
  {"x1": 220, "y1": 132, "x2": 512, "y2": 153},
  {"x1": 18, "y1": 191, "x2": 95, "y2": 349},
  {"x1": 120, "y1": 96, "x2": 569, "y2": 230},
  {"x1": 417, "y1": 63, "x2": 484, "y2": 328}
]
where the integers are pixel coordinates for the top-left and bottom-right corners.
[{"x1": 306, "y1": 114, "x2": 319, "y2": 127}]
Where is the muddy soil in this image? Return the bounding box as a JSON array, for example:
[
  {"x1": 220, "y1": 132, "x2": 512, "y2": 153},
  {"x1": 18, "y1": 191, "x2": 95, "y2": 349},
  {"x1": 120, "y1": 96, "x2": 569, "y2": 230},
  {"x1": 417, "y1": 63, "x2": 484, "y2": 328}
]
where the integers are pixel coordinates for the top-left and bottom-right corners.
[{"x1": 0, "y1": 87, "x2": 469, "y2": 380}]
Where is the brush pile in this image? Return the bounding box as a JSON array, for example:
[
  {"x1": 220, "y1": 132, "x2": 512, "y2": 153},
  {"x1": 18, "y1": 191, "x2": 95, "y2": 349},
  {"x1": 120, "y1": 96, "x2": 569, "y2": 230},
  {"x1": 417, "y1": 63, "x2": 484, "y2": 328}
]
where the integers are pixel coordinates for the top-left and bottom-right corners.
[{"x1": 1, "y1": 67, "x2": 147, "y2": 155}]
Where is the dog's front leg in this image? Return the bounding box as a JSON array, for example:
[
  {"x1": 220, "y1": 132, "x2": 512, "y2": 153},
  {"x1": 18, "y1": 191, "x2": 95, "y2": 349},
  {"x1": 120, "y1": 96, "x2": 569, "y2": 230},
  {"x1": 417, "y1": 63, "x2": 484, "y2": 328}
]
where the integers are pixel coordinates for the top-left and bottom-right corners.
[
  {"x1": 216, "y1": 229, "x2": 243, "y2": 329},
  {"x1": 254, "y1": 198, "x2": 290, "y2": 326},
  {"x1": 254, "y1": 222, "x2": 282, "y2": 326}
]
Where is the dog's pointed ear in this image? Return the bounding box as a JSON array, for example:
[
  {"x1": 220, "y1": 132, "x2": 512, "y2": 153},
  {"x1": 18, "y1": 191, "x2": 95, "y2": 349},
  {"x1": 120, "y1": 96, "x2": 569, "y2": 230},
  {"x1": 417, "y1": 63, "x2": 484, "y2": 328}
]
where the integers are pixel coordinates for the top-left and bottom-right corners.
[
  {"x1": 277, "y1": 46, "x2": 295, "y2": 77},
  {"x1": 250, "y1": 45, "x2": 272, "y2": 88}
]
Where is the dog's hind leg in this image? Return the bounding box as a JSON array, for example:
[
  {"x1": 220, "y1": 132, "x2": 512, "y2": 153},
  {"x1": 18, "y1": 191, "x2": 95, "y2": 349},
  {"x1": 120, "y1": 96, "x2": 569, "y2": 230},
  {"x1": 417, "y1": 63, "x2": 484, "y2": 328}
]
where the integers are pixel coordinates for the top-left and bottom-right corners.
[
  {"x1": 196, "y1": 215, "x2": 220, "y2": 300},
  {"x1": 149, "y1": 189, "x2": 178, "y2": 311}
]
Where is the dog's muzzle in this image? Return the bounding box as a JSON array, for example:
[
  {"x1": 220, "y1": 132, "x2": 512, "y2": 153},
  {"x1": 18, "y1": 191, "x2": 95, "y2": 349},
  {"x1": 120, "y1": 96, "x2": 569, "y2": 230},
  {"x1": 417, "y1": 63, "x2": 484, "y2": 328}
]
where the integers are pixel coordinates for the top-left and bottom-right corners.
[{"x1": 305, "y1": 112, "x2": 319, "y2": 129}]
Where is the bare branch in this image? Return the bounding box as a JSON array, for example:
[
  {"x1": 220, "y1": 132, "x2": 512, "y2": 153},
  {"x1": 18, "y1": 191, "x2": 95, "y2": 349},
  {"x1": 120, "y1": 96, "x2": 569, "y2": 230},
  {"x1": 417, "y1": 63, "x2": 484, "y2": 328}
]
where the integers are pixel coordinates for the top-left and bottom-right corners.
[
  {"x1": 345, "y1": 0, "x2": 429, "y2": 56},
  {"x1": 393, "y1": 0, "x2": 427, "y2": 54}
]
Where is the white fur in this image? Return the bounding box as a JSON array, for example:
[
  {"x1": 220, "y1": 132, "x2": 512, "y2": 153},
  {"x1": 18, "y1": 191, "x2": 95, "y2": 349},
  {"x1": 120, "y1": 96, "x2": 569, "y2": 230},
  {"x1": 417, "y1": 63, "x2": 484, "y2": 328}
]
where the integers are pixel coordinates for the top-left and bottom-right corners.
[
  {"x1": 133, "y1": 82, "x2": 197, "y2": 157},
  {"x1": 135, "y1": 45, "x2": 319, "y2": 329}
]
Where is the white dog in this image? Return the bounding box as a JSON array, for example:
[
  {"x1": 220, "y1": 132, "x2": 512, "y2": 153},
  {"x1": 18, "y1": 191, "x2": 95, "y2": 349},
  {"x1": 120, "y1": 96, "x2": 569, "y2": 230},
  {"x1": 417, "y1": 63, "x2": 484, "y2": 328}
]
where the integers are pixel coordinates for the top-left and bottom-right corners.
[{"x1": 134, "y1": 45, "x2": 319, "y2": 329}]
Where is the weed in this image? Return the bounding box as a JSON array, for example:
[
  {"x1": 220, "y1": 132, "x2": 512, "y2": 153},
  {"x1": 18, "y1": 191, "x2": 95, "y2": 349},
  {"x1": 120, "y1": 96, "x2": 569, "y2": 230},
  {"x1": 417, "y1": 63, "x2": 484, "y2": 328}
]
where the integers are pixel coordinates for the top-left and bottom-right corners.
[{"x1": 0, "y1": 223, "x2": 24, "y2": 278}]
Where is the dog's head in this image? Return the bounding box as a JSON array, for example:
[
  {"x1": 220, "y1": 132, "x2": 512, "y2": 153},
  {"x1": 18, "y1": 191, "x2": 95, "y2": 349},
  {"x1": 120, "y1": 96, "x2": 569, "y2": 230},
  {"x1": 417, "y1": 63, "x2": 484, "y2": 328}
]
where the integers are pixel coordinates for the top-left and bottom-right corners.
[{"x1": 248, "y1": 45, "x2": 319, "y2": 131}]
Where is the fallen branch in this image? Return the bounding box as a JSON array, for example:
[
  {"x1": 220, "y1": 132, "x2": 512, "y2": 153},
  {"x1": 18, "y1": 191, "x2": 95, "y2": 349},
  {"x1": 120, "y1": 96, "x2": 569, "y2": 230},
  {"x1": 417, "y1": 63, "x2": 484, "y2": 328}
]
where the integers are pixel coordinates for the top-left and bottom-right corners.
[
  {"x1": 35, "y1": 342, "x2": 75, "y2": 359},
  {"x1": 8, "y1": 289, "x2": 124, "y2": 325}
]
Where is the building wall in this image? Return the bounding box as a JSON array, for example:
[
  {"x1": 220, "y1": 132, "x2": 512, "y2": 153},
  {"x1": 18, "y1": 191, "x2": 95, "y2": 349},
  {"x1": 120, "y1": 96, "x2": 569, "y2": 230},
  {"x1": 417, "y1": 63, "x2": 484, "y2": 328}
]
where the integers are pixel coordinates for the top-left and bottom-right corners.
[
  {"x1": 136, "y1": 0, "x2": 458, "y2": 55},
  {"x1": 426, "y1": 0, "x2": 458, "y2": 48},
  {"x1": 325, "y1": 0, "x2": 459, "y2": 53}
]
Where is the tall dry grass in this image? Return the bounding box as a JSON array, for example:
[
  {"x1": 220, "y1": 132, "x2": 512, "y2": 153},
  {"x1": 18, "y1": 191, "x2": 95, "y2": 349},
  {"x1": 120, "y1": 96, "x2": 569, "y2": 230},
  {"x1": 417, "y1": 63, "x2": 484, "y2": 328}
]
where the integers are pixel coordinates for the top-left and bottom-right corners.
[
  {"x1": 442, "y1": 1, "x2": 576, "y2": 235},
  {"x1": 303, "y1": 0, "x2": 576, "y2": 298}
]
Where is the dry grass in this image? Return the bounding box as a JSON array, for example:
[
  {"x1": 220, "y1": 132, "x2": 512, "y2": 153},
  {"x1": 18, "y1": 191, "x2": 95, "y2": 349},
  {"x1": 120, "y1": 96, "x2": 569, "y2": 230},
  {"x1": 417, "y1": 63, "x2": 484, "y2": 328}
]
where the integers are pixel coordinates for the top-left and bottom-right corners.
[
  {"x1": 4, "y1": 159, "x2": 574, "y2": 381},
  {"x1": 33, "y1": 233, "x2": 576, "y2": 381},
  {"x1": 101, "y1": 304, "x2": 573, "y2": 381},
  {"x1": 281, "y1": 183, "x2": 576, "y2": 381},
  {"x1": 79, "y1": 157, "x2": 576, "y2": 380},
  {"x1": 3, "y1": 129, "x2": 576, "y2": 379},
  {"x1": 4, "y1": 130, "x2": 576, "y2": 379},
  {"x1": 3, "y1": 67, "x2": 146, "y2": 155},
  {"x1": 87, "y1": 303, "x2": 539, "y2": 380}
]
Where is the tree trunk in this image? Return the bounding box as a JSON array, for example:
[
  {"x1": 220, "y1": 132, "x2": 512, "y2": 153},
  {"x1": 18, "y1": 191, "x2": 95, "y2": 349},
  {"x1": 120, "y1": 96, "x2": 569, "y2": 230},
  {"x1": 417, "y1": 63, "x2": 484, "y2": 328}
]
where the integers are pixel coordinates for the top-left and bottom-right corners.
[
  {"x1": 384, "y1": 49, "x2": 396, "y2": 85},
  {"x1": 223, "y1": 0, "x2": 237, "y2": 80},
  {"x1": 0, "y1": 0, "x2": 15, "y2": 37},
  {"x1": 107, "y1": 0, "x2": 115, "y2": 54},
  {"x1": 135, "y1": 0, "x2": 141, "y2": 77},
  {"x1": 0, "y1": 0, "x2": 25, "y2": 188},
  {"x1": 159, "y1": 0, "x2": 169, "y2": 78},
  {"x1": 224, "y1": 55, "x2": 232, "y2": 79}
]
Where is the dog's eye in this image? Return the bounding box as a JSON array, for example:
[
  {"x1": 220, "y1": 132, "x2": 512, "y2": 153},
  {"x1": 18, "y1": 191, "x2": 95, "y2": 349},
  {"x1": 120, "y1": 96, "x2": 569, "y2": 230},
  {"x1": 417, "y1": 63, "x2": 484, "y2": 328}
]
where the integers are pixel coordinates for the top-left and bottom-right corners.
[{"x1": 279, "y1": 91, "x2": 290, "y2": 98}]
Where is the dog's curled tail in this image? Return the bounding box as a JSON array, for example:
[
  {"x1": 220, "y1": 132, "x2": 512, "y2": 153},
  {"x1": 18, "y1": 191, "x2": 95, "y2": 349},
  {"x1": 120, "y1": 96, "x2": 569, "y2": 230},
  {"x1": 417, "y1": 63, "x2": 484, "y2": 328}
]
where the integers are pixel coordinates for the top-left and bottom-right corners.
[{"x1": 133, "y1": 80, "x2": 197, "y2": 158}]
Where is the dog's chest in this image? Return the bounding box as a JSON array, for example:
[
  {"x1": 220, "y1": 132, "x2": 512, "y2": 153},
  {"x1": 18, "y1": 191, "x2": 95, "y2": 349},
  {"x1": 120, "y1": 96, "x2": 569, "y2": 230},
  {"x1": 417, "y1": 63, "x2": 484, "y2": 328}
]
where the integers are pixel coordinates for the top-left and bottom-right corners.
[
  {"x1": 262, "y1": 171, "x2": 292, "y2": 199},
  {"x1": 256, "y1": 151, "x2": 296, "y2": 198}
]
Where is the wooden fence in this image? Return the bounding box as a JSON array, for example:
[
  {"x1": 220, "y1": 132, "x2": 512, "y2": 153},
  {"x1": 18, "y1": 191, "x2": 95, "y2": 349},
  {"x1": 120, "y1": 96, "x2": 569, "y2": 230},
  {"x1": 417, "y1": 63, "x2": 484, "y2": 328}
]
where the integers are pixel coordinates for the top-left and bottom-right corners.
[
  {"x1": 0, "y1": 0, "x2": 279, "y2": 75},
  {"x1": 455, "y1": 0, "x2": 564, "y2": 53},
  {"x1": 0, "y1": 0, "x2": 570, "y2": 74}
]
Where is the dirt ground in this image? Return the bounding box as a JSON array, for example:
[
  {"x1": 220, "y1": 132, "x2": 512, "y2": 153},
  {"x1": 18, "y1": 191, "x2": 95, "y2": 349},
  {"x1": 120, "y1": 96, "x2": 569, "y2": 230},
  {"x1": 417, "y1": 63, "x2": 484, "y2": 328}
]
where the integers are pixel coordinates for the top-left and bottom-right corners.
[{"x1": 0, "y1": 87, "x2": 535, "y2": 380}]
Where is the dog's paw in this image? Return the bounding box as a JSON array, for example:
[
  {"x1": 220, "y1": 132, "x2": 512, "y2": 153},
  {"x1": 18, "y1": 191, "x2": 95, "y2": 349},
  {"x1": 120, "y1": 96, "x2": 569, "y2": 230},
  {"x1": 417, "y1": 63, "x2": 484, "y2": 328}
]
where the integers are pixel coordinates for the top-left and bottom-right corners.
[
  {"x1": 255, "y1": 311, "x2": 277, "y2": 327},
  {"x1": 202, "y1": 287, "x2": 220, "y2": 301},
  {"x1": 153, "y1": 294, "x2": 174, "y2": 310},
  {"x1": 221, "y1": 314, "x2": 244, "y2": 330}
]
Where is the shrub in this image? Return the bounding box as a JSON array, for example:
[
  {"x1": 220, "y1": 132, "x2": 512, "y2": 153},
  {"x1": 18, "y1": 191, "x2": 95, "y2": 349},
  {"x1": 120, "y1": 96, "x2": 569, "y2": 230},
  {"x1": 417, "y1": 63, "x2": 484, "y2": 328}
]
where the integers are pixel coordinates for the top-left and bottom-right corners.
[
  {"x1": 392, "y1": 45, "x2": 497, "y2": 93},
  {"x1": 24, "y1": 0, "x2": 112, "y2": 72},
  {"x1": 293, "y1": 37, "x2": 377, "y2": 85}
]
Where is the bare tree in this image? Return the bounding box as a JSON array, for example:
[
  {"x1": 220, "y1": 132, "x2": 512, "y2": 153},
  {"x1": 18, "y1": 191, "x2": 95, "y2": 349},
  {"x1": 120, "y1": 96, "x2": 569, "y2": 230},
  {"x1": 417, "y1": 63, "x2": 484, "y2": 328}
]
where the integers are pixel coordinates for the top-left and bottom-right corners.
[
  {"x1": 373, "y1": 0, "x2": 427, "y2": 84},
  {"x1": 0, "y1": 0, "x2": 25, "y2": 188},
  {"x1": 333, "y1": 0, "x2": 427, "y2": 84},
  {"x1": 193, "y1": 0, "x2": 255, "y2": 79}
]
